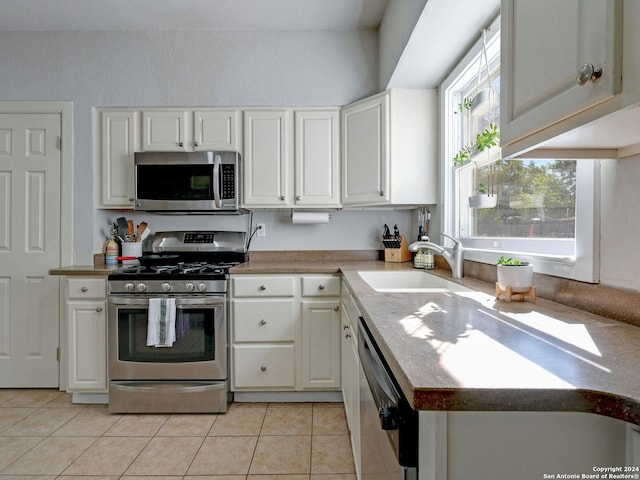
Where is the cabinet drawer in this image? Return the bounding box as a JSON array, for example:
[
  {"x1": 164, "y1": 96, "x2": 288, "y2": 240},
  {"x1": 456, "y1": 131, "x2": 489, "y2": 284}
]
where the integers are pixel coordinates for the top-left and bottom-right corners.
[
  {"x1": 232, "y1": 276, "x2": 295, "y2": 297},
  {"x1": 232, "y1": 300, "x2": 295, "y2": 342},
  {"x1": 301, "y1": 275, "x2": 340, "y2": 297},
  {"x1": 67, "y1": 278, "x2": 106, "y2": 300},
  {"x1": 232, "y1": 345, "x2": 295, "y2": 389}
]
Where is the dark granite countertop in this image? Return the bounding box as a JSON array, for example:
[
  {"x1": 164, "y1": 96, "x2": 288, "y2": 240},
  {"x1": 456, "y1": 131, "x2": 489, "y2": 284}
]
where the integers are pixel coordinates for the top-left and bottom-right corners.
[
  {"x1": 233, "y1": 258, "x2": 640, "y2": 425},
  {"x1": 49, "y1": 264, "x2": 124, "y2": 276}
]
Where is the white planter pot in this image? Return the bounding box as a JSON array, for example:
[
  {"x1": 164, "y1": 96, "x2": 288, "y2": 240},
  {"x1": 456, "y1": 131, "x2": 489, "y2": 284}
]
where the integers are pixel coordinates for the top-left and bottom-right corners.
[
  {"x1": 468, "y1": 194, "x2": 497, "y2": 209},
  {"x1": 497, "y1": 264, "x2": 533, "y2": 293}
]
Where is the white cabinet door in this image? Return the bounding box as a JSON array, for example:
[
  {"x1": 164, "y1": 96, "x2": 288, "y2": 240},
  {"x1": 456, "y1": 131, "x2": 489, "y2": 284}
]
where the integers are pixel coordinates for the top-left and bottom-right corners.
[
  {"x1": 193, "y1": 110, "x2": 241, "y2": 152},
  {"x1": 342, "y1": 94, "x2": 387, "y2": 205},
  {"x1": 243, "y1": 110, "x2": 292, "y2": 207},
  {"x1": 301, "y1": 300, "x2": 341, "y2": 389},
  {"x1": 142, "y1": 111, "x2": 188, "y2": 151},
  {"x1": 100, "y1": 110, "x2": 136, "y2": 208},
  {"x1": 294, "y1": 110, "x2": 340, "y2": 207},
  {"x1": 501, "y1": 0, "x2": 622, "y2": 147},
  {"x1": 342, "y1": 89, "x2": 437, "y2": 207},
  {"x1": 66, "y1": 300, "x2": 107, "y2": 392}
]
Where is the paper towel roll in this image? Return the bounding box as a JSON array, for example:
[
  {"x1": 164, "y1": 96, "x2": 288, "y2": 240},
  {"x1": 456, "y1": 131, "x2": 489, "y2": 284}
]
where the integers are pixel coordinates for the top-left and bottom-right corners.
[{"x1": 291, "y1": 212, "x2": 330, "y2": 224}]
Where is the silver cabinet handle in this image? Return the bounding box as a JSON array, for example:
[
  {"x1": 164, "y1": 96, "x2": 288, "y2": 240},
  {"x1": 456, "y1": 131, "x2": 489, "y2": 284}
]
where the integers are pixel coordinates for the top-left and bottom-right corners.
[
  {"x1": 280, "y1": 195, "x2": 285, "y2": 201},
  {"x1": 319, "y1": 284, "x2": 325, "y2": 290},
  {"x1": 194, "y1": 141, "x2": 200, "y2": 147},
  {"x1": 81, "y1": 286, "x2": 88, "y2": 292},
  {"x1": 577, "y1": 64, "x2": 603, "y2": 85},
  {"x1": 178, "y1": 142, "x2": 184, "y2": 147},
  {"x1": 345, "y1": 333, "x2": 351, "y2": 339},
  {"x1": 334, "y1": 305, "x2": 339, "y2": 311},
  {"x1": 96, "y1": 307, "x2": 103, "y2": 312},
  {"x1": 259, "y1": 285, "x2": 266, "y2": 291},
  {"x1": 260, "y1": 366, "x2": 267, "y2": 372},
  {"x1": 379, "y1": 190, "x2": 384, "y2": 197},
  {"x1": 343, "y1": 325, "x2": 349, "y2": 330},
  {"x1": 260, "y1": 319, "x2": 267, "y2": 325},
  {"x1": 296, "y1": 195, "x2": 301, "y2": 201}
]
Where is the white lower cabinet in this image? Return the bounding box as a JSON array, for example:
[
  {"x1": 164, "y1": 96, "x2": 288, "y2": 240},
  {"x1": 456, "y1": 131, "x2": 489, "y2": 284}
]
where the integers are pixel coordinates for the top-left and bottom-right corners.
[
  {"x1": 64, "y1": 277, "x2": 107, "y2": 392},
  {"x1": 341, "y1": 282, "x2": 361, "y2": 479},
  {"x1": 419, "y1": 411, "x2": 627, "y2": 480},
  {"x1": 230, "y1": 274, "x2": 341, "y2": 392}
]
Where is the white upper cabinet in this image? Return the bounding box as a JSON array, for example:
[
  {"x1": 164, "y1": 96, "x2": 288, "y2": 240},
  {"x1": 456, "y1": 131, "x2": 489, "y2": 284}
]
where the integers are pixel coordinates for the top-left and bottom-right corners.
[
  {"x1": 341, "y1": 89, "x2": 437, "y2": 207},
  {"x1": 99, "y1": 110, "x2": 138, "y2": 209},
  {"x1": 243, "y1": 109, "x2": 292, "y2": 207},
  {"x1": 142, "y1": 109, "x2": 241, "y2": 152},
  {"x1": 194, "y1": 110, "x2": 241, "y2": 152},
  {"x1": 142, "y1": 110, "x2": 188, "y2": 151},
  {"x1": 501, "y1": 0, "x2": 640, "y2": 158},
  {"x1": 294, "y1": 110, "x2": 340, "y2": 207},
  {"x1": 243, "y1": 108, "x2": 340, "y2": 208}
]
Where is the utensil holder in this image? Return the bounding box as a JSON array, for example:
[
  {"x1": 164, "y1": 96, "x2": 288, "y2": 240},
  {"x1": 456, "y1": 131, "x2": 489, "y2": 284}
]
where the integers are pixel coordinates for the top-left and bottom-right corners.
[{"x1": 384, "y1": 235, "x2": 412, "y2": 263}]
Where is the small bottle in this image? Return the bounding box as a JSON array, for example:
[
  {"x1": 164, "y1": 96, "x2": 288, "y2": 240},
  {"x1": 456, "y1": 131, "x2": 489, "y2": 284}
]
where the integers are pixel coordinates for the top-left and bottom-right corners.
[
  {"x1": 413, "y1": 248, "x2": 424, "y2": 269},
  {"x1": 105, "y1": 238, "x2": 118, "y2": 265},
  {"x1": 424, "y1": 249, "x2": 435, "y2": 270}
]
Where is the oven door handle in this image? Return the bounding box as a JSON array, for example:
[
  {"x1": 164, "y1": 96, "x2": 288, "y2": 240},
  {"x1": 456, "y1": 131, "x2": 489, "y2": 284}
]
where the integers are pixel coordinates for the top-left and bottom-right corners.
[{"x1": 108, "y1": 296, "x2": 225, "y2": 307}]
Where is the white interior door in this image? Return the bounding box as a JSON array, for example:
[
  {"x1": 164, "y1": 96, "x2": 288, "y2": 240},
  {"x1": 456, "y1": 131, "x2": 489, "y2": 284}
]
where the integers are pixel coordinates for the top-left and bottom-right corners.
[{"x1": 0, "y1": 113, "x2": 61, "y2": 387}]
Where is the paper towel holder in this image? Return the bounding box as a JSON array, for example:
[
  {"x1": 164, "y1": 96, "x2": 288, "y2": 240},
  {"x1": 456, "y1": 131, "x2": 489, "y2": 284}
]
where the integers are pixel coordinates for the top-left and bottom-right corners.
[{"x1": 290, "y1": 210, "x2": 332, "y2": 224}]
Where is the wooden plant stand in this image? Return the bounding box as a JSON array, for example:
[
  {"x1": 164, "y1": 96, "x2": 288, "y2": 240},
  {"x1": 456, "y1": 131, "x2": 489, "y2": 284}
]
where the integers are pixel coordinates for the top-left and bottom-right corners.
[{"x1": 495, "y1": 283, "x2": 537, "y2": 303}]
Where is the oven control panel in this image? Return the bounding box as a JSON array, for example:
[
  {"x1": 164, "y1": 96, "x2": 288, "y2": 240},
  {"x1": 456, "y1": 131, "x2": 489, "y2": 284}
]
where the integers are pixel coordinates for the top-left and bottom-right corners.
[{"x1": 184, "y1": 233, "x2": 215, "y2": 244}]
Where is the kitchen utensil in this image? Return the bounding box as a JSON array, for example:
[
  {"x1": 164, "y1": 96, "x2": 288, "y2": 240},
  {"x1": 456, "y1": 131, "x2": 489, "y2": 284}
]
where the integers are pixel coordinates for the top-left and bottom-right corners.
[
  {"x1": 127, "y1": 220, "x2": 135, "y2": 241},
  {"x1": 116, "y1": 217, "x2": 129, "y2": 239},
  {"x1": 139, "y1": 225, "x2": 151, "y2": 242},
  {"x1": 136, "y1": 222, "x2": 147, "y2": 242}
]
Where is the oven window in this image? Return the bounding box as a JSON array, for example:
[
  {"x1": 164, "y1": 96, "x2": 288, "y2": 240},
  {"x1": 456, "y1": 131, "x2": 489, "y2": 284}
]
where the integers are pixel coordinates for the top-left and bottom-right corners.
[{"x1": 117, "y1": 308, "x2": 215, "y2": 363}]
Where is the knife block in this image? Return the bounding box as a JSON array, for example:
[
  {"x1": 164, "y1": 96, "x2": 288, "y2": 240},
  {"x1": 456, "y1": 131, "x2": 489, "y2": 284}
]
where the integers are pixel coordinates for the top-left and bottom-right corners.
[{"x1": 384, "y1": 235, "x2": 412, "y2": 263}]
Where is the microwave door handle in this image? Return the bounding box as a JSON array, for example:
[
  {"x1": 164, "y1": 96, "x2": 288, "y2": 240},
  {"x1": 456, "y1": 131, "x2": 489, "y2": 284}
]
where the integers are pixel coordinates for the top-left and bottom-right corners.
[{"x1": 213, "y1": 154, "x2": 221, "y2": 208}]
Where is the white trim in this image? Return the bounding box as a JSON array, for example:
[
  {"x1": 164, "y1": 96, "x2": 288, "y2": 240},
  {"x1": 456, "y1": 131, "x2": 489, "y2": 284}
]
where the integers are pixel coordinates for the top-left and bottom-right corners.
[{"x1": 0, "y1": 101, "x2": 74, "y2": 266}]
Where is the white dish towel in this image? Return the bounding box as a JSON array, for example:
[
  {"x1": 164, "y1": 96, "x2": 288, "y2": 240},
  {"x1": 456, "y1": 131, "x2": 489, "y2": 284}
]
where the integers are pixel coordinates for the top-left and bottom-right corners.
[{"x1": 146, "y1": 298, "x2": 176, "y2": 347}]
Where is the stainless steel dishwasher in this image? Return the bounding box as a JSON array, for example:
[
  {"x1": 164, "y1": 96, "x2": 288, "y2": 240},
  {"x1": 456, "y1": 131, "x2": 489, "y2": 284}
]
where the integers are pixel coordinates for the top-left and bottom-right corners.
[{"x1": 358, "y1": 316, "x2": 419, "y2": 480}]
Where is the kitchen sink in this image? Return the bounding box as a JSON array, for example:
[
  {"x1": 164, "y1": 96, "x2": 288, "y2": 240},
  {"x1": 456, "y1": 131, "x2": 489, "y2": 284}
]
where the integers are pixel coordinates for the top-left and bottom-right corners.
[{"x1": 358, "y1": 270, "x2": 471, "y2": 293}]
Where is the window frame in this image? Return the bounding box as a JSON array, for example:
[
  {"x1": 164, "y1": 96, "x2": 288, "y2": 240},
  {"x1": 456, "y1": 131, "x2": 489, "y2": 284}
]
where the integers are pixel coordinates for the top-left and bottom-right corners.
[{"x1": 439, "y1": 16, "x2": 600, "y2": 283}]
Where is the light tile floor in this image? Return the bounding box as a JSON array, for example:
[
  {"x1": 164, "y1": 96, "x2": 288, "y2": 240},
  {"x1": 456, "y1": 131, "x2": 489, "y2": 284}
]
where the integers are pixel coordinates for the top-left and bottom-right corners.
[{"x1": 0, "y1": 389, "x2": 356, "y2": 479}]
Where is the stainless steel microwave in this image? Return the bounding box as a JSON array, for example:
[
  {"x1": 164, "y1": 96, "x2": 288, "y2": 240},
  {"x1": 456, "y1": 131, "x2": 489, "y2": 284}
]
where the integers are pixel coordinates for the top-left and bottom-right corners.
[{"x1": 134, "y1": 151, "x2": 240, "y2": 212}]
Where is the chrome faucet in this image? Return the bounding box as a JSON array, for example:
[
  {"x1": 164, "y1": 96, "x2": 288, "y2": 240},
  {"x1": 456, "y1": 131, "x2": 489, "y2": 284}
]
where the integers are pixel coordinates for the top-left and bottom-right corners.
[{"x1": 408, "y1": 233, "x2": 464, "y2": 278}]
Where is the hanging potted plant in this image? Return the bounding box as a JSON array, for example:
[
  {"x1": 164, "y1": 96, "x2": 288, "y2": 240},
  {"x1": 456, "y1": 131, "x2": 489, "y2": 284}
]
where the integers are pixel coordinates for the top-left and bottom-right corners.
[
  {"x1": 453, "y1": 28, "x2": 501, "y2": 207},
  {"x1": 496, "y1": 256, "x2": 534, "y2": 293}
]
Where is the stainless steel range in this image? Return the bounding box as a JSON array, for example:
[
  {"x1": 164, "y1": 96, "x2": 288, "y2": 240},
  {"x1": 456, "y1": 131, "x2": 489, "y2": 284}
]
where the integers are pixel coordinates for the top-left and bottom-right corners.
[{"x1": 107, "y1": 230, "x2": 247, "y2": 414}]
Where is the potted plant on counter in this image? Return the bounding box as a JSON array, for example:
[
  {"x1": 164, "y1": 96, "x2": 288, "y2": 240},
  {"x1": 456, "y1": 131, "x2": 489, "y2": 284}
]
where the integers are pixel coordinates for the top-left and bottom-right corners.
[{"x1": 496, "y1": 256, "x2": 534, "y2": 295}]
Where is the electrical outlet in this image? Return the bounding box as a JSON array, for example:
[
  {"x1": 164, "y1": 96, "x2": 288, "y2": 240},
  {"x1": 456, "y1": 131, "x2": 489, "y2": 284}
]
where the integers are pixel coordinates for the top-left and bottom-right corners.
[{"x1": 257, "y1": 223, "x2": 266, "y2": 237}]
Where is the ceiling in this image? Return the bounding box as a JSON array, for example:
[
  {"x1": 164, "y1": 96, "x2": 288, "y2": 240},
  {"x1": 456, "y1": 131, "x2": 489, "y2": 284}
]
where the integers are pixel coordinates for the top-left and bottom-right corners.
[{"x1": 0, "y1": 0, "x2": 388, "y2": 32}]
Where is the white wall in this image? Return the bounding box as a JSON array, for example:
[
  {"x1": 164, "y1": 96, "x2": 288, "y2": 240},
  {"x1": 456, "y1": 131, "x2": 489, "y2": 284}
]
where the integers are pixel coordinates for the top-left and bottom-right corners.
[{"x1": 0, "y1": 29, "x2": 388, "y2": 263}]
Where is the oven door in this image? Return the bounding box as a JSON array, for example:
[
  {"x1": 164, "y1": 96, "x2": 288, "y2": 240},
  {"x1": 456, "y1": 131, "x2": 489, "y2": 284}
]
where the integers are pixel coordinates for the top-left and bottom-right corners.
[{"x1": 108, "y1": 295, "x2": 226, "y2": 380}]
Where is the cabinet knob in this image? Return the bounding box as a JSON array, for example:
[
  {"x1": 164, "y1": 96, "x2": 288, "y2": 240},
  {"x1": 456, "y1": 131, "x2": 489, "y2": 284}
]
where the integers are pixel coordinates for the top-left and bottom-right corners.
[
  {"x1": 260, "y1": 319, "x2": 267, "y2": 325},
  {"x1": 576, "y1": 64, "x2": 603, "y2": 85},
  {"x1": 379, "y1": 190, "x2": 384, "y2": 197},
  {"x1": 96, "y1": 307, "x2": 103, "y2": 312},
  {"x1": 318, "y1": 284, "x2": 325, "y2": 290},
  {"x1": 296, "y1": 195, "x2": 301, "y2": 201},
  {"x1": 178, "y1": 141, "x2": 184, "y2": 147},
  {"x1": 259, "y1": 285, "x2": 266, "y2": 291},
  {"x1": 343, "y1": 325, "x2": 349, "y2": 330},
  {"x1": 280, "y1": 195, "x2": 285, "y2": 201},
  {"x1": 345, "y1": 333, "x2": 352, "y2": 339},
  {"x1": 334, "y1": 305, "x2": 339, "y2": 311},
  {"x1": 260, "y1": 365, "x2": 267, "y2": 372},
  {"x1": 80, "y1": 286, "x2": 88, "y2": 292},
  {"x1": 194, "y1": 141, "x2": 200, "y2": 147}
]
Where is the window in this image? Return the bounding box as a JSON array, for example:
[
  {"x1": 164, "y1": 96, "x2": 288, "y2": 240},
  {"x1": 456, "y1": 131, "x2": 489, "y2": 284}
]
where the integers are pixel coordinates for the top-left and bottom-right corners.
[{"x1": 440, "y1": 17, "x2": 599, "y2": 282}]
